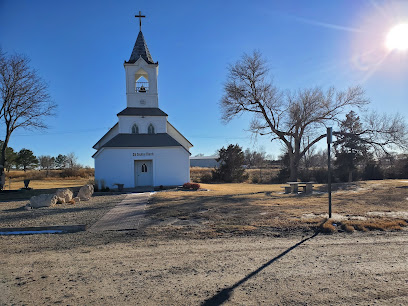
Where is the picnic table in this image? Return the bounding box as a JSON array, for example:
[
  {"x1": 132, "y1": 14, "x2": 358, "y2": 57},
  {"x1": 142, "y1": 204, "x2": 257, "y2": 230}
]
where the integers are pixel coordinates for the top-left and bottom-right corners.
[{"x1": 282, "y1": 182, "x2": 314, "y2": 194}]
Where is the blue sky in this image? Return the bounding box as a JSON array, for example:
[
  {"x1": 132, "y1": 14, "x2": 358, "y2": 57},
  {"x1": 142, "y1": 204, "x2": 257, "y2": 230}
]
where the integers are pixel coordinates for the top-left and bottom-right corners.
[{"x1": 1, "y1": 0, "x2": 408, "y2": 166}]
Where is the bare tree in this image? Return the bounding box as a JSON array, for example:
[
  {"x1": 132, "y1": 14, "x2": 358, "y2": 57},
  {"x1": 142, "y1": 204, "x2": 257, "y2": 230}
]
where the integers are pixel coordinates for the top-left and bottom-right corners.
[
  {"x1": 221, "y1": 50, "x2": 379, "y2": 181},
  {"x1": 66, "y1": 152, "x2": 79, "y2": 169},
  {"x1": 244, "y1": 148, "x2": 267, "y2": 169},
  {"x1": 0, "y1": 49, "x2": 56, "y2": 178},
  {"x1": 359, "y1": 111, "x2": 408, "y2": 153},
  {"x1": 38, "y1": 155, "x2": 55, "y2": 176}
]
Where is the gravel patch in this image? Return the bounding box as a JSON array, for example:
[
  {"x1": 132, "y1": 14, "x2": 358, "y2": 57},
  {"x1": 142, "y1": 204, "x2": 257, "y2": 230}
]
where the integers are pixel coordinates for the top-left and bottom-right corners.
[{"x1": 0, "y1": 193, "x2": 126, "y2": 229}]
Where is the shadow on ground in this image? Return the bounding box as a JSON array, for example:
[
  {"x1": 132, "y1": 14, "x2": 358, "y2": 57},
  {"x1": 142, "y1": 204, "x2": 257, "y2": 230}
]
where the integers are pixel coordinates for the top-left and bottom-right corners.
[{"x1": 201, "y1": 232, "x2": 319, "y2": 306}]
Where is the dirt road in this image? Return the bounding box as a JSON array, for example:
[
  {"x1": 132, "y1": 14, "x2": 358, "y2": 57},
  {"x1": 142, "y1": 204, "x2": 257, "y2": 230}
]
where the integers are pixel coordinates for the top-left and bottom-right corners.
[{"x1": 1, "y1": 231, "x2": 407, "y2": 305}]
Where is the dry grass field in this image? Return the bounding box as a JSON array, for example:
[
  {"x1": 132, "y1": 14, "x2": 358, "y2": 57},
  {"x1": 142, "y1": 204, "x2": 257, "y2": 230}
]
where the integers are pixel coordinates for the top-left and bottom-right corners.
[
  {"x1": 0, "y1": 170, "x2": 94, "y2": 201},
  {"x1": 148, "y1": 180, "x2": 408, "y2": 237},
  {"x1": 4, "y1": 177, "x2": 93, "y2": 190},
  {"x1": 4, "y1": 177, "x2": 92, "y2": 190}
]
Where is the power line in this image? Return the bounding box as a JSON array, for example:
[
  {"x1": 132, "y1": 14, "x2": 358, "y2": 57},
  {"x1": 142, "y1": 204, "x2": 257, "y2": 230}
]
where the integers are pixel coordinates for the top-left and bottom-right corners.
[
  {"x1": 0, "y1": 129, "x2": 251, "y2": 140},
  {"x1": 186, "y1": 135, "x2": 249, "y2": 140},
  {"x1": 0, "y1": 127, "x2": 112, "y2": 137}
]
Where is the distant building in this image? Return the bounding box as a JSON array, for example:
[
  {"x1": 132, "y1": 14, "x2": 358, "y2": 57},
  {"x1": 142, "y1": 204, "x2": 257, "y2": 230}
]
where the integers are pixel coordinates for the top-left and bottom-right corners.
[{"x1": 190, "y1": 156, "x2": 219, "y2": 168}]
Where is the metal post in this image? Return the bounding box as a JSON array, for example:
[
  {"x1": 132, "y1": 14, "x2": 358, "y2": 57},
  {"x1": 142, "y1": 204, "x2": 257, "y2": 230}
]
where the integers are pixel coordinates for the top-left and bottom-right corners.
[{"x1": 327, "y1": 127, "x2": 332, "y2": 218}]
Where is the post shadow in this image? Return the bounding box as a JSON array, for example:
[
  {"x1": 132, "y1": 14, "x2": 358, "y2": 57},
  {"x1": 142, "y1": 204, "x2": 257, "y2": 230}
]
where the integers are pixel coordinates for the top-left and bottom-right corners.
[{"x1": 201, "y1": 232, "x2": 319, "y2": 306}]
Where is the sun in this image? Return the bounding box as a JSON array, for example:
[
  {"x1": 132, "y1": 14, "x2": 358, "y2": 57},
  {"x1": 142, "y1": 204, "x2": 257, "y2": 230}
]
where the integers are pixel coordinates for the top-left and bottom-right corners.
[{"x1": 386, "y1": 23, "x2": 408, "y2": 51}]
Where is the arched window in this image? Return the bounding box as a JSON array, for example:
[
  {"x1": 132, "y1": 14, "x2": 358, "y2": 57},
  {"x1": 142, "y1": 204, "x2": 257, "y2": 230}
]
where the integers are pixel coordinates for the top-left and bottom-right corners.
[
  {"x1": 131, "y1": 124, "x2": 139, "y2": 134},
  {"x1": 141, "y1": 164, "x2": 147, "y2": 172},
  {"x1": 148, "y1": 124, "x2": 155, "y2": 134}
]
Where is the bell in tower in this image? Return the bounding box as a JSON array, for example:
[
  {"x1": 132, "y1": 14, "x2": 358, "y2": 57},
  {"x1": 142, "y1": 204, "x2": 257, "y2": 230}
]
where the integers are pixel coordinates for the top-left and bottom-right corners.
[{"x1": 124, "y1": 12, "x2": 159, "y2": 108}]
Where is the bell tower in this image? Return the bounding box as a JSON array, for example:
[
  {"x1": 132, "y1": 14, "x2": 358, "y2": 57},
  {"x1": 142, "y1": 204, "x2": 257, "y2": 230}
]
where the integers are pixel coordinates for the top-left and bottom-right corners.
[{"x1": 124, "y1": 12, "x2": 159, "y2": 108}]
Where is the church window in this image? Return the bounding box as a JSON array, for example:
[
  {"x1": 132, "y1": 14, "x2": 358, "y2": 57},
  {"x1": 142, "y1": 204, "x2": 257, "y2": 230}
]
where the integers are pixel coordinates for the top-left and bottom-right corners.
[
  {"x1": 141, "y1": 164, "x2": 147, "y2": 172},
  {"x1": 148, "y1": 124, "x2": 155, "y2": 134},
  {"x1": 131, "y1": 124, "x2": 139, "y2": 134}
]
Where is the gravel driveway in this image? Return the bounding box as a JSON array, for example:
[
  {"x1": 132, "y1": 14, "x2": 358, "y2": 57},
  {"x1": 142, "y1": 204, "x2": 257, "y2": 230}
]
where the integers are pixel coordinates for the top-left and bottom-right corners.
[{"x1": 1, "y1": 231, "x2": 407, "y2": 305}]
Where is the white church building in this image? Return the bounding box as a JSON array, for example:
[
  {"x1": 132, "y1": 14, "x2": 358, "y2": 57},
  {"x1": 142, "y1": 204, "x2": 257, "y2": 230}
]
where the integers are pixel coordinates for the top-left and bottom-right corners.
[{"x1": 93, "y1": 14, "x2": 192, "y2": 189}]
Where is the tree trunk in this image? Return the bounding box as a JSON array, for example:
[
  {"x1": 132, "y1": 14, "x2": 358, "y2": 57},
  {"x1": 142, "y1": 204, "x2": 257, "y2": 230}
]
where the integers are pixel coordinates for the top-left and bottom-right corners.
[
  {"x1": 289, "y1": 154, "x2": 299, "y2": 182},
  {"x1": 0, "y1": 144, "x2": 5, "y2": 177},
  {"x1": 348, "y1": 170, "x2": 353, "y2": 183},
  {"x1": 288, "y1": 140, "x2": 302, "y2": 182},
  {"x1": 0, "y1": 131, "x2": 11, "y2": 178}
]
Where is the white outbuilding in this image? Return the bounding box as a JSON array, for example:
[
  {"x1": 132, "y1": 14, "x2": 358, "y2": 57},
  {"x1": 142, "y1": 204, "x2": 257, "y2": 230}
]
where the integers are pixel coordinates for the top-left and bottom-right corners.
[{"x1": 93, "y1": 16, "x2": 192, "y2": 189}]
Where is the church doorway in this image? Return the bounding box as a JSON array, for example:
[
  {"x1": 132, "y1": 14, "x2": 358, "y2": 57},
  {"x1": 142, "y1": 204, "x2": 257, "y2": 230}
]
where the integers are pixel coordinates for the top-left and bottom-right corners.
[{"x1": 134, "y1": 160, "x2": 153, "y2": 186}]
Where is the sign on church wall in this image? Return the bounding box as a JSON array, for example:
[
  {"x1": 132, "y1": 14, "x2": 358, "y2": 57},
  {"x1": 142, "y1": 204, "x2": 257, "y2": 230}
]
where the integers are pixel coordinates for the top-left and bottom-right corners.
[{"x1": 133, "y1": 152, "x2": 154, "y2": 157}]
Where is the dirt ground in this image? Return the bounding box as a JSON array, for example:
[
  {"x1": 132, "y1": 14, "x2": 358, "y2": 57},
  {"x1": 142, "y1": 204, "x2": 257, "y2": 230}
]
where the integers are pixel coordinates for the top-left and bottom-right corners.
[
  {"x1": 1, "y1": 231, "x2": 407, "y2": 305},
  {"x1": 1, "y1": 180, "x2": 408, "y2": 305}
]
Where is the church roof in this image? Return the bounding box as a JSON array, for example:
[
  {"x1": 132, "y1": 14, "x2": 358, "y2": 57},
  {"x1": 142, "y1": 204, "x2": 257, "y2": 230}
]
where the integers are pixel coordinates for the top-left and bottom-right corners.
[
  {"x1": 126, "y1": 31, "x2": 155, "y2": 64},
  {"x1": 117, "y1": 108, "x2": 167, "y2": 117},
  {"x1": 100, "y1": 133, "x2": 183, "y2": 148}
]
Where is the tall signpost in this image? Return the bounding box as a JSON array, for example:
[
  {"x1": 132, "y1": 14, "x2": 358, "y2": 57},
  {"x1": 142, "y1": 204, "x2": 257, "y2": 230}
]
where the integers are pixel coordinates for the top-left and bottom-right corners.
[{"x1": 327, "y1": 127, "x2": 332, "y2": 218}]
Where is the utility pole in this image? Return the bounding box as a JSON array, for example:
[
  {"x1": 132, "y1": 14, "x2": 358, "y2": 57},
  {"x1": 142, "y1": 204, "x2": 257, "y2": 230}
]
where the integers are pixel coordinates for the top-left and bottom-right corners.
[{"x1": 327, "y1": 127, "x2": 332, "y2": 218}]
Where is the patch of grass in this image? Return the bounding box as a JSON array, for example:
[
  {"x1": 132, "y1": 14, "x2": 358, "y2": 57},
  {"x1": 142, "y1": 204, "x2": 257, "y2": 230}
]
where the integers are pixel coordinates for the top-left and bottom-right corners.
[
  {"x1": 342, "y1": 219, "x2": 407, "y2": 232},
  {"x1": 320, "y1": 219, "x2": 336, "y2": 234},
  {"x1": 354, "y1": 224, "x2": 368, "y2": 232},
  {"x1": 341, "y1": 223, "x2": 355, "y2": 233}
]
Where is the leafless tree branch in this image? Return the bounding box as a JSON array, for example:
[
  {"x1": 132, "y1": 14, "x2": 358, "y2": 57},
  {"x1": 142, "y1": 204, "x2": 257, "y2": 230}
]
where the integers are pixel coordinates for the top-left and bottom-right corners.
[
  {"x1": 0, "y1": 50, "x2": 56, "y2": 179},
  {"x1": 219, "y1": 50, "x2": 393, "y2": 180}
]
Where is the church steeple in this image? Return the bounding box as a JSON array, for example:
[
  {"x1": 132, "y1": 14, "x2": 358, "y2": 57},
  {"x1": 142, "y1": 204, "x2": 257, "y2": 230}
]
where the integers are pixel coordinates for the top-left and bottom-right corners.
[
  {"x1": 127, "y1": 31, "x2": 155, "y2": 64},
  {"x1": 126, "y1": 11, "x2": 155, "y2": 64},
  {"x1": 124, "y1": 12, "x2": 159, "y2": 108}
]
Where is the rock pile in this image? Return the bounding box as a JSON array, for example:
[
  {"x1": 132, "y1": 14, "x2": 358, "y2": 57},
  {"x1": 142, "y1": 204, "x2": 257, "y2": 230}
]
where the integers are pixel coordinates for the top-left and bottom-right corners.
[
  {"x1": 56, "y1": 188, "x2": 73, "y2": 204},
  {"x1": 27, "y1": 184, "x2": 94, "y2": 209},
  {"x1": 29, "y1": 194, "x2": 58, "y2": 208},
  {"x1": 78, "y1": 184, "x2": 94, "y2": 201}
]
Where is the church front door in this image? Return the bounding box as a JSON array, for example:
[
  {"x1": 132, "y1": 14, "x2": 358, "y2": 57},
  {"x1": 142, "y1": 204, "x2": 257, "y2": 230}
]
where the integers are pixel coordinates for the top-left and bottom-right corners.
[{"x1": 134, "y1": 160, "x2": 153, "y2": 186}]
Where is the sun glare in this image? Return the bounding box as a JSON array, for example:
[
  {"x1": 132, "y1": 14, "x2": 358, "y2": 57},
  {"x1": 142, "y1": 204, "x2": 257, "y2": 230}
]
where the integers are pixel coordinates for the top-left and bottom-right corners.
[{"x1": 386, "y1": 23, "x2": 408, "y2": 51}]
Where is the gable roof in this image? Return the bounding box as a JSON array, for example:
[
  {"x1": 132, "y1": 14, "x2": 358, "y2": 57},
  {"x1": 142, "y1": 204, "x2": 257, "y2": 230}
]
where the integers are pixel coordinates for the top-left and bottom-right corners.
[
  {"x1": 167, "y1": 121, "x2": 193, "y2": 147},
  {"x1": 100, "y1": 133, "x2": 183, "y2": 148},
  {"x1": 126, "y1": 31, "x2": 155, "y2": 64},
  {"x1": 92, "y1": 122, "x2": 118, "y2": 149},
  {"x1": 117, "y1": 108, "x2": 168, "y2": 117}
]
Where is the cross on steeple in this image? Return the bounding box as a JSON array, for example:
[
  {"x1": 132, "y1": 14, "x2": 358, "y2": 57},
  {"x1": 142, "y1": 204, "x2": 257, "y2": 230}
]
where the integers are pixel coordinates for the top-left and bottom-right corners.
[{"x1": 135, "y1": 11, "x2": 146, "y2": 32}]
